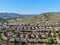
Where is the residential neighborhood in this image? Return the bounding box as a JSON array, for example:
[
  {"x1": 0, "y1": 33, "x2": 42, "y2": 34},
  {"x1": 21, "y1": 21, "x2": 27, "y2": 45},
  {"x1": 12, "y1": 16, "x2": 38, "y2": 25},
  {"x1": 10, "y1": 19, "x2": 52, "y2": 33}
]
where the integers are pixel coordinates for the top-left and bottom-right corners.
[{"x1": 0, "y1": 21, "x2": 60, "y2": 45}]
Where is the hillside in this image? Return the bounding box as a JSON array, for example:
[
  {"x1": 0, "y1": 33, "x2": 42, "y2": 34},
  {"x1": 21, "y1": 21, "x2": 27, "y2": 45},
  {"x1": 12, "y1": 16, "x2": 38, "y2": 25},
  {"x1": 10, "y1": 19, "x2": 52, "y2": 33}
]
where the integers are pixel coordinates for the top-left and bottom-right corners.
[
  {"x1": 0, "y1": 12, "x2": 60, "y2": 23},
  {"x1": 34, "y1": 12, "x2": 60, "y2": 22},
  {"x1": 7, "y1": 12, "x2": 60, "y2": 23}
]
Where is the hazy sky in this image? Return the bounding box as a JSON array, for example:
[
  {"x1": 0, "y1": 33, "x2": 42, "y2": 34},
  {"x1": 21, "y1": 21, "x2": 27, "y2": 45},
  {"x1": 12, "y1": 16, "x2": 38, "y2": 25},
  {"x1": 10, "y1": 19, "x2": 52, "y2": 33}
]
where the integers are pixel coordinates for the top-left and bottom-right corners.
[{"x1": 0, "y1": 0, "x2": 60, "y2": 14}]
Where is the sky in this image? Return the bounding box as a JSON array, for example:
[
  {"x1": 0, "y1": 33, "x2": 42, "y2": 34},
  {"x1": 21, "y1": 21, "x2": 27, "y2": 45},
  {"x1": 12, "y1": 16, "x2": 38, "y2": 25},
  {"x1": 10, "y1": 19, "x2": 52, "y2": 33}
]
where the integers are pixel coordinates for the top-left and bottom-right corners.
[{"x1": 0, "y1": 0, "x2": 60, "y2": 14}]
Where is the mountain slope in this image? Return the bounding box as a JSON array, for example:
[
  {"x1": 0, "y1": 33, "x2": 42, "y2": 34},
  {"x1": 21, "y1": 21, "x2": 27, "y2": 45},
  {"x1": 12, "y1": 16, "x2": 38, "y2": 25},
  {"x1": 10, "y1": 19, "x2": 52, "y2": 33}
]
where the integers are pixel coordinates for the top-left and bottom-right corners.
[
  {"x1": 8, "y1": 12, "x2": 60, "y2": 23},
  {"x1": 1, "y1": 12, "x2": 60, "y2": 23}
]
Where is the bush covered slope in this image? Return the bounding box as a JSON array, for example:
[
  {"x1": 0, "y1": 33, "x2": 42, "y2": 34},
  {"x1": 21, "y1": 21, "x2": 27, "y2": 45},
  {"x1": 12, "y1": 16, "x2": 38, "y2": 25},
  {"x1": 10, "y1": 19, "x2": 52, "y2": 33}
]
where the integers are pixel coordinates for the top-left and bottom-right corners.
[{"x1": 8, "y1": 12, "x2": 60, "y2": 23}]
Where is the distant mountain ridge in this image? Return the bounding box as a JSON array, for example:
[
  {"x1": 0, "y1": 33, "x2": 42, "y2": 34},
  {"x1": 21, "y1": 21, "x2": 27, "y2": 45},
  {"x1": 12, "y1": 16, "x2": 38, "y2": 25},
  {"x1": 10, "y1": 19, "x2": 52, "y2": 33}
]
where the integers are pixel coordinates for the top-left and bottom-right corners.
[
  {"x1": 1, "y1": 12, "x2": 60, "y2": 23},
  {"x1": 0, "y1": 13, "x2": 34, "y2": 19}
]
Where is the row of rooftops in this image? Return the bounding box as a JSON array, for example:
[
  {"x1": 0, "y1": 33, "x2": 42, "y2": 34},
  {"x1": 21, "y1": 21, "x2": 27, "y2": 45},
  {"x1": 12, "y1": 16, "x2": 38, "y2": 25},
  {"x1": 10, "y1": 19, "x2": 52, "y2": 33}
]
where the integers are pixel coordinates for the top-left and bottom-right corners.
[
  {"x1": 0, "y1": 21, "x2": 60, "y2": 26},
  {"x1": 0, "y1": 21, "x2": 60, "y2": 32}
]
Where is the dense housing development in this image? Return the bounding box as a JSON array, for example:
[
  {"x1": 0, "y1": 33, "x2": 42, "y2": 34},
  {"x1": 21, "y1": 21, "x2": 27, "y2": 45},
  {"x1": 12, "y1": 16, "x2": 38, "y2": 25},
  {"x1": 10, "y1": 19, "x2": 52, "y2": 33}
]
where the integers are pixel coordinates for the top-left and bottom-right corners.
[{"x1": 0, "y1": 21, "x2": 60, "y2": 45}]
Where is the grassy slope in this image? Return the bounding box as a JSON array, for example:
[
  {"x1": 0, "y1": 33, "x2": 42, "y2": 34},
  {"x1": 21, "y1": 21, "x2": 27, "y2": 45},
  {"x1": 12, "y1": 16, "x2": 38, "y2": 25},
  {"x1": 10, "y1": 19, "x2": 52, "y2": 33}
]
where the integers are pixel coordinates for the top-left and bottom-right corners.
[{"x1": 8, "y1": 12, "x2": 60, "y2": 23}]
